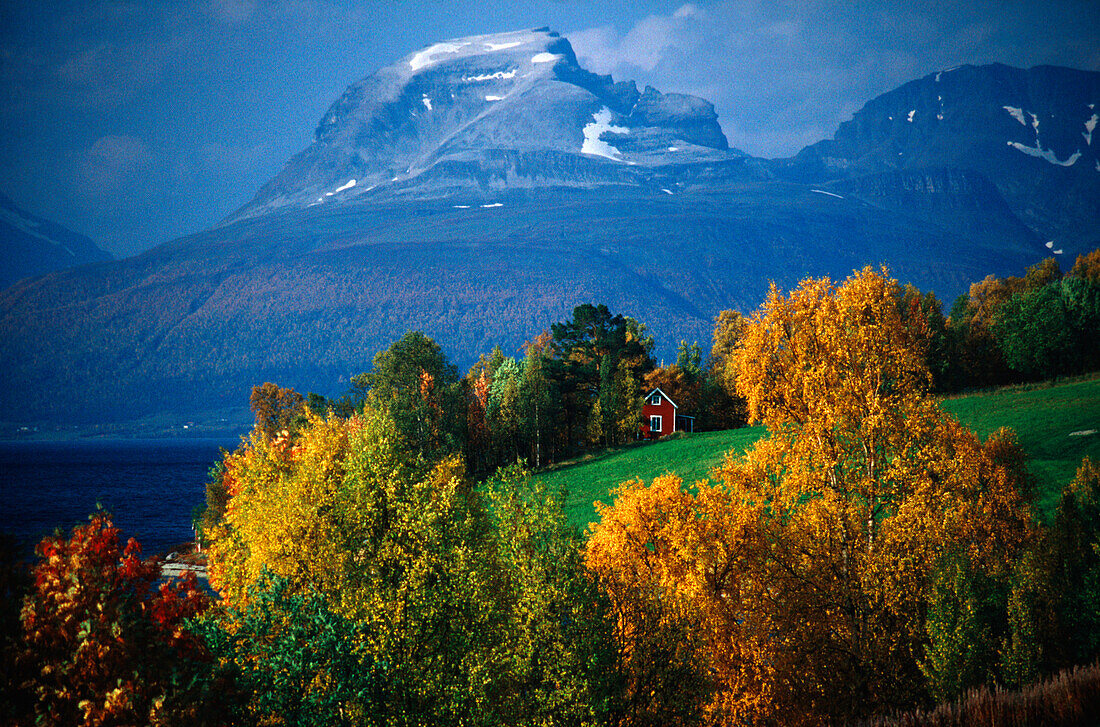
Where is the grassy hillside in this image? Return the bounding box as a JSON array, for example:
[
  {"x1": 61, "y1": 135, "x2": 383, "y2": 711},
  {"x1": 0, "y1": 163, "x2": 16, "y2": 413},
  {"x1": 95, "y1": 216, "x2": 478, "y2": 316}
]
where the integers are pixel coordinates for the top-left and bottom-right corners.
[
  {"x1": 941, "y1": 376, "x2": 1100, "y2": 517},
  {"x1": 542, "y1": 427, "x2": 765, "y2": 531},
  {"x1": 542, "y1": 376, "x2": 1100, "y2": 531}
]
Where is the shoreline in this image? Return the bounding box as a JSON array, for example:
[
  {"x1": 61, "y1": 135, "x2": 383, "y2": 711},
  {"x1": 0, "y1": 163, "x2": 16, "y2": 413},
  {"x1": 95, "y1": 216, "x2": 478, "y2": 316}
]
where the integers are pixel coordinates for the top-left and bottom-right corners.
[{"x1": 158, "y1": 541, "x2": 209, "y2": 583}]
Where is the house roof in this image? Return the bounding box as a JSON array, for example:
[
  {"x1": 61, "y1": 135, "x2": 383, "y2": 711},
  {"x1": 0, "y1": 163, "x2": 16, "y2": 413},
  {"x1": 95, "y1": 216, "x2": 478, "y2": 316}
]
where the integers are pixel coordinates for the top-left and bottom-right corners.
[{"x1": 643, "y1": 387, "x2": 678, "y2": 409}]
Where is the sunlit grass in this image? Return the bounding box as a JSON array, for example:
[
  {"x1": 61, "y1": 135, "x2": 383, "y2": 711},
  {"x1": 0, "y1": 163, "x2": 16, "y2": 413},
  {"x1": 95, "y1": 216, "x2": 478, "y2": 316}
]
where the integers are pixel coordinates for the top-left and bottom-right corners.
[
  {"x1": 942, "y1": 375, "x2": 1100, "y2": 519},
  {"x1": 541, "y1": 376, "x2": 1100, "y2": 531}
]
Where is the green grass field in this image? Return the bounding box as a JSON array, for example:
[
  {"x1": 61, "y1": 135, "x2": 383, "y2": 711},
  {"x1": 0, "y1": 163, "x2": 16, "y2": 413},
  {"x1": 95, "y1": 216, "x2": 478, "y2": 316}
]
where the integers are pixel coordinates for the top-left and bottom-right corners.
[
  {"x1": 941, "y1": 376, "x2": 1100, "y2": 517},
  {"x1": 540, "y1": 376, "x2": 1100, "y2": 531}
]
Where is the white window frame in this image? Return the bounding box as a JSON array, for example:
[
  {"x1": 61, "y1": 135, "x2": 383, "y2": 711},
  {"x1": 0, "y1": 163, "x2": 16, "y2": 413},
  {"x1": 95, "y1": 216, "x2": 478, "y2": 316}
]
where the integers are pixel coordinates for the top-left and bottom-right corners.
[
  {"x1": 650, "y1": 415, "x2": 662, "y2": 433},
  {"x1": 649, "y1": 392, "x2": 662, "y2": 405}
]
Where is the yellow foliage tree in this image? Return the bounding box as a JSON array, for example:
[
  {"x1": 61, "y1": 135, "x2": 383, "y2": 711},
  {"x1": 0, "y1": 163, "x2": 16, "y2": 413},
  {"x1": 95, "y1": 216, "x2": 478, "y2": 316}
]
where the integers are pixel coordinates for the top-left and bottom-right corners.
[
  {"x1": 587, "y1": 267, "x2": 1037, "y2": 725},
  {"x1": 206, "y1": 404, "x2": 502, "y2": 722}
]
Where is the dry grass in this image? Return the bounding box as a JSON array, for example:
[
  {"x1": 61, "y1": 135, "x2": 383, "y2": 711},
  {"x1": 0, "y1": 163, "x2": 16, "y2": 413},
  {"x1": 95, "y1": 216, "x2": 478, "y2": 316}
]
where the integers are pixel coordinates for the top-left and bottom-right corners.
[{"x1": 860, "y1": 662, "x2": 1100, "y2": 727}]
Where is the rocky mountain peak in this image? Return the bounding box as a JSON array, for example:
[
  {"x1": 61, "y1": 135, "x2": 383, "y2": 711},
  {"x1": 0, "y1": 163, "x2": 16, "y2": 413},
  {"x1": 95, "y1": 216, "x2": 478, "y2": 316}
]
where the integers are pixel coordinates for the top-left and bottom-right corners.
[{"x1": 233, "y1": 28, "x2": 733, "y2": 220}]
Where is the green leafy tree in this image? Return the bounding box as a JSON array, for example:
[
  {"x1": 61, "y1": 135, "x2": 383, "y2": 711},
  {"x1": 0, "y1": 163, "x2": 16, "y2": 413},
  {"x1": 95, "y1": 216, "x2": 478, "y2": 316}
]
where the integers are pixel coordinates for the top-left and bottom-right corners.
[
  {"x1": 485, "y1": 466, "x2": 620, "y2": 726},
  {"x1": 920, "y1": 552, "x2": 999, "y2": 702},
  {"x1": 196, "y1": 571, "x2": 388, "y2": 726},
  {"x1": 1047, "y1": 457, "x2": 1100, "y2": 669},
  {"x1": 361, "y1": 331, "x2": 463, "y2": 459},
  {"x1": 675, "y1": 340, "x2": 702, "y2": 379},
  {"x1": 550, "y1": 305, "x2": 654, "y2": 453},
  {"x1": 519, "y1": 333, "x2": 556, "y2": 469},
  {"x1": 488, "y1": 356, "x2": 524, "y2": 463},
  {"x1": 993, "y1": 283, "x2": 1075, "y2": 378}
]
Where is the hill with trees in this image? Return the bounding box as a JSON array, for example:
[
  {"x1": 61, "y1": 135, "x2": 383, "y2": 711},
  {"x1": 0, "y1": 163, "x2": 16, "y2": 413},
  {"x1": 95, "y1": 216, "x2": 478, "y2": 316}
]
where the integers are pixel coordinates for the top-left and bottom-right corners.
[{"x1": 6, "y1": 37, "x2": 1098, "y2": 430}]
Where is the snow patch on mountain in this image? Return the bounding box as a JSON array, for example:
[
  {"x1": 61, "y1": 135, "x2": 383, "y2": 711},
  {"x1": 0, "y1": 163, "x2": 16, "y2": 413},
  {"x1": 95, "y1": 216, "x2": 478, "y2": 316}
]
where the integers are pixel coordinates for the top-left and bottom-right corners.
[
  {"x1": 907, "y1": 110, "x2": 916, "y2": 122},
  {"x1": 531, "y1": 52, "x2": 560, "y2": 64},
  {"x1": 464, "y1": 69, "x2": 517, "y2": 82},
  {"x1": 485, "y1": 95, "x2": 504, "y2": 101},
  {"x1": 484, "y1": 41, "x2": 522, "y2": 51},
  {"x1": 409, "y1": 41, "x2": 468, "y2": 71},
  {"x1": 1003, "y1": 106, "x2": 1027, "y2": 125},
  {"x1": 812, "y1": 189, "x2": 844, "y2": 199},
  {"x1": 1008, "y1": 140, "x2": 1081, "y2": 166},
  {"x1": 582, "y1": 107, "x2": 628, "y2": 160},
  {"x1": 1084, "y1": 114, "x2": 1098, "y2": 145},
  {"x1": 422, "y1": 96, "x2": 432, "y2": 111}
]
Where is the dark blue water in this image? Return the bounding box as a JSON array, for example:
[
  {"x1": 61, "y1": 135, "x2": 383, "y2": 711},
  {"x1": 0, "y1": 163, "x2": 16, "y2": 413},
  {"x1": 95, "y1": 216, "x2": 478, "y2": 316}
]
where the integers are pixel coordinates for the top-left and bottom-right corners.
[{"x1": 0, "y1": 439, "x2": 238, "y2": 559}]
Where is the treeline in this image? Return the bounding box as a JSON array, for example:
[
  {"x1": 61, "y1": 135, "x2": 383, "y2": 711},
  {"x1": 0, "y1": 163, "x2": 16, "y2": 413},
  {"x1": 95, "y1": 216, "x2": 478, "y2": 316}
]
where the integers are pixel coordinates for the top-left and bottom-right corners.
[
  {"x1": 913, "y1": 249, "x2": 1100, "y2": 390},
  {"x1": 284, "y1": 302, "x2": 743, "y2": 482},
  {"x1": 3, "y1": 262, "x2": 1100, "y2": 726}
]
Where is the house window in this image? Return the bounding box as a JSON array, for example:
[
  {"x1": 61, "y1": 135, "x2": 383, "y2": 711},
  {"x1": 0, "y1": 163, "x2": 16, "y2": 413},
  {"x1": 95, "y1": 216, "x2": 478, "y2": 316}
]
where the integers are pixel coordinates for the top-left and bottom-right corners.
[
  {"x1": 649, "y1": 392, "x2": 662, "y2": 405},
  {"x1": 650, "y1": 415, "x2": 662, "y2": 433}
]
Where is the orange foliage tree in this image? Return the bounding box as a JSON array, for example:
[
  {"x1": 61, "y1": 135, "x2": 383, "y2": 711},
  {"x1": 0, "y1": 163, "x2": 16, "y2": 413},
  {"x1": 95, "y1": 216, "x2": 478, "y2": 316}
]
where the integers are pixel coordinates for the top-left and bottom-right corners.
[
  {"x1": 587, "y1": 268, "x2": 1037, "y2": 725},
  {"x1": 19, "y1": 513, "x2": 212, "y2": 726}
]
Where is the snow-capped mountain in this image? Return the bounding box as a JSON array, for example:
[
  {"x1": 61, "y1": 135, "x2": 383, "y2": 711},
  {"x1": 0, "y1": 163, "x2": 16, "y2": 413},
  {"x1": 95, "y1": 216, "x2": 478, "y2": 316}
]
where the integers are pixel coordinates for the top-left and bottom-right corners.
[
  {"x1": 234, "y1": 28, "x2": 736, "y2": 219},
  {"x1": 1, "y1": 30, "x2": 1096, "y2": 430},
  {"x1": 784, "y1": 63, "x2": 1100, "y2": 257},
  {"x1": 0, "y1": 193, "x2": 111, "y2": 289}
]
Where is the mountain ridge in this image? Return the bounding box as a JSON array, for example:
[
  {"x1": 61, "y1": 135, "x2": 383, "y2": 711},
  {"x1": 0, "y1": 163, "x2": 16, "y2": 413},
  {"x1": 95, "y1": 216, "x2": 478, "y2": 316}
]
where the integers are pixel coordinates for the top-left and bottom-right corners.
[
  {"x1": 2, "y1": 30, "x2": 1096, "y2": 430},
  {"x1": 231, "y1": 28, "x2": 736, "y2": 221},
  {"x1": 0, "y1": 192, "x2": 112, "y2": 290}
]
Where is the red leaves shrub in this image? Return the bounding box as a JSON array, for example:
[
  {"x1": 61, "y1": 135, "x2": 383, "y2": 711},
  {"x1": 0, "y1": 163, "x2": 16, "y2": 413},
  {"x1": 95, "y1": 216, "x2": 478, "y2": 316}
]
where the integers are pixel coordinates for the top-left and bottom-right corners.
[{"x1": 19, "y1": 512, "x2": 210, "y2": 726}]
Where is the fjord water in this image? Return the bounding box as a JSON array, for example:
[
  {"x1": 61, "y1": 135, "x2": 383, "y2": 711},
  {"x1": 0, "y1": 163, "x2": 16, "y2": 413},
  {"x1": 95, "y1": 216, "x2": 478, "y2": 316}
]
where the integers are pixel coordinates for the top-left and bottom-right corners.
[{"x1": 0, "y1": 439, "x2": 237, "y2": 558}]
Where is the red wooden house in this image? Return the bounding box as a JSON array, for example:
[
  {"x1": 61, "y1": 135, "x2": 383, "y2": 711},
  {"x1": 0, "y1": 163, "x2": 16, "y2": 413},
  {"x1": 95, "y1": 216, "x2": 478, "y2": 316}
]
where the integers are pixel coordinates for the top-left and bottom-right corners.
[{"x1": 641, "y1": 387, "x2": 677, "y2": 439}]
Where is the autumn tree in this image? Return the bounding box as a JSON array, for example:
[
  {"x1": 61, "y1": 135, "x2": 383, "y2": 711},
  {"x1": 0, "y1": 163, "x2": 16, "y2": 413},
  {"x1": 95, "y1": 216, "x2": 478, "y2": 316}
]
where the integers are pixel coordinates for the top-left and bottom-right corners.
[
  {"x1": 722, "y1": 268, "x2": 1035, "y2": 719},
  {"x1": 898, "y1": 284, "x2": 951, "y2": 390},
  {"x1": 19, "y1": 512, "x2": 214, "y2": 726},
  {"x1": 586, "y1": 475, "x2": 729, "y2": 726},
  {"x1": 206, "y1": 408, "x2": 504, "y2": 724},
  {"x1": 588, "y1": 268, "x2": 1038, "y2": 725},
  {"x1": 705, "y1": 310, "x2": 748, "y2": 429},
  {"x1": 250, "y1": 382, "x2": 306, "y2": 441},
  {"x1": 1070, "y1": 248, "x2": 1100, "y2": 282}
]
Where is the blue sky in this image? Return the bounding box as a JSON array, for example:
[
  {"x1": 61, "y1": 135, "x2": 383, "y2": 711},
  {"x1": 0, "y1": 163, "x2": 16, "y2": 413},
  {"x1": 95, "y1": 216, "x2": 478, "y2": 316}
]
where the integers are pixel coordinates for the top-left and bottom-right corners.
[{"x1": 1, "y1": 0, "x2": 1097, "y2": 257}]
